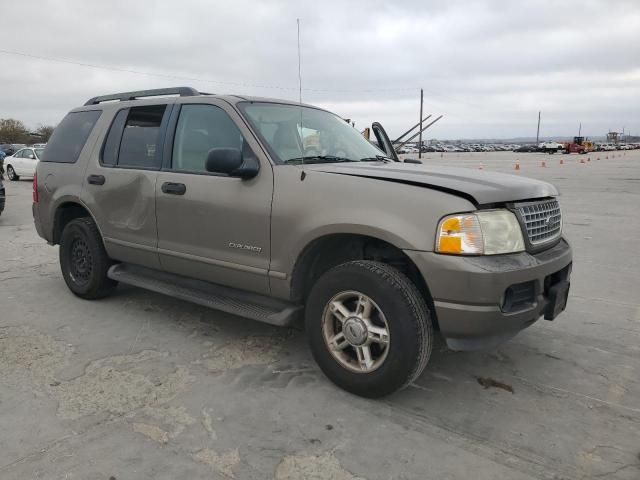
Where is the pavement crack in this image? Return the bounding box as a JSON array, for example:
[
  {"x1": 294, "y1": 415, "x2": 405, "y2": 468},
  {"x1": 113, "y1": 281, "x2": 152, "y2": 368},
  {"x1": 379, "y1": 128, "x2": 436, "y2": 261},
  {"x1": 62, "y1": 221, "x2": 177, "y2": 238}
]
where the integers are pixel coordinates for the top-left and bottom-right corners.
[{"x1": 591, "y1": 462, "x2": 640, "y2": 478}]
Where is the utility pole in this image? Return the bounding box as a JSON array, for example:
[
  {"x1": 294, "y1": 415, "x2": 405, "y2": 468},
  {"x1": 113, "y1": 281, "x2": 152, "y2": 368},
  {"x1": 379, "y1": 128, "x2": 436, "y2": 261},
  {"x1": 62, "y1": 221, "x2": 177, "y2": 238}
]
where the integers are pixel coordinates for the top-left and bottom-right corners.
[
  {"x1": 578, "y1": 122, "x2": 581, "y2": 137},
  {"x1": 418, "y1": 88, "x2": 424, "y2": 159},
  {"x1": 536, "y1": 111, "x2": 541, "y2": 145}
]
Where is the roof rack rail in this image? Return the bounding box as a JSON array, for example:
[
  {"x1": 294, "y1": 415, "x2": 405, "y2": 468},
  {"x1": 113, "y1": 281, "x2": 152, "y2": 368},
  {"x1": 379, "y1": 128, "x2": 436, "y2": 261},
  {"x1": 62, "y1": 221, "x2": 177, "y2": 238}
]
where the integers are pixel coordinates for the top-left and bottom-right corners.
[{"x1": 84, "y1": 87, "x2": 201, "y2": 106}]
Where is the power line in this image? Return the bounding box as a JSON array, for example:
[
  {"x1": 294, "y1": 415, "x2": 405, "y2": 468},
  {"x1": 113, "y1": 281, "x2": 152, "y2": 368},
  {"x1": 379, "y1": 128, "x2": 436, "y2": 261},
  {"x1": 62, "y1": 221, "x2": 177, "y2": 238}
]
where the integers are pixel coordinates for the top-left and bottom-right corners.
[
  {"x1": 0, "y1": 48, "x2": 296, "y2": 91},
  {"x1": 0, "y1": 48, "x2": 417, "y2": 94}
]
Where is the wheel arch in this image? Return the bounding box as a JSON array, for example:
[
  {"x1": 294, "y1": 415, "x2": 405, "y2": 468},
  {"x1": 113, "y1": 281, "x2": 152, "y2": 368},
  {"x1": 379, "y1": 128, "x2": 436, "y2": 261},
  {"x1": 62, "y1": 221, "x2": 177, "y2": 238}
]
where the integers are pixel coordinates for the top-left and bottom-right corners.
[
  {"x1": 290, "y1": 233, "x2": 439, "y2": 329},
  {"x1": 52, "y1": 201, "x2": 102, "y2": 245}
]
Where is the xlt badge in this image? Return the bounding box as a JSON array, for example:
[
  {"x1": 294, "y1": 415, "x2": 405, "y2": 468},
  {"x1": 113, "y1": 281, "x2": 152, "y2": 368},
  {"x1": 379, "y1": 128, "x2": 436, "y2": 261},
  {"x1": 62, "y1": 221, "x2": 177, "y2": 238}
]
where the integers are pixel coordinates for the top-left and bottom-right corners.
[{"x1": 228, "y1": 242, "x2": 262, "y2": 253}]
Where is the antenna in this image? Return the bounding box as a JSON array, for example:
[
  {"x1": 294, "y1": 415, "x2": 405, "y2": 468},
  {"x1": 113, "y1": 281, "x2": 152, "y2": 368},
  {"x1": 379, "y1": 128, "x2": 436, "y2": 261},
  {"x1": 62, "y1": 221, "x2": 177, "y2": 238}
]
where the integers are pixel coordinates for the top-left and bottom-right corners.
[
  {"x1": 296, "y1": 18, "x2": 305, "y2": 164},
  {"x1": 296, "y1": 18, "x2": 302, "y2": 104}
]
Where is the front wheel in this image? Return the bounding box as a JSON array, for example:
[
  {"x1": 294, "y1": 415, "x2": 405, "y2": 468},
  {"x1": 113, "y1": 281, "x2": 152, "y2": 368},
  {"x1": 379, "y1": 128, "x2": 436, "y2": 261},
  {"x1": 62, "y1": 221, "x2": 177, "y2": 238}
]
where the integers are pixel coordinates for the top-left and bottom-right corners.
[
  {"x1": 306, "y1": 260, "x2": 433, "y2": 397},
  {"x1": 59, "y1": 217, "x2": 116, "y2": 299},
  {"x1": 6, "y1": 165, "x2": 19, "y2": 181}
]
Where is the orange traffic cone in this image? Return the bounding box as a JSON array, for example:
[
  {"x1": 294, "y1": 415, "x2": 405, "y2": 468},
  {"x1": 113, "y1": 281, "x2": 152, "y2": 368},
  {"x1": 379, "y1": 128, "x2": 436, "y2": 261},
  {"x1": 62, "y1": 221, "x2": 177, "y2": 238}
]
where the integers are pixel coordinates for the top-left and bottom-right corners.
[
  {"x1": 541, "y1": 160, "x2": 546, "y2": 167},
  {"x1": 587, "y1": 157, "x2": 591, "y2": 162},
  {"x1": 515, "y1": 162, "x2": 520, "y2": 170},
  {"x1": 560, "y1": 158, "x2": 564, "y2": 165},
  {"x1": 580, "y1": 158, "x2": 585, "y2": 164}
]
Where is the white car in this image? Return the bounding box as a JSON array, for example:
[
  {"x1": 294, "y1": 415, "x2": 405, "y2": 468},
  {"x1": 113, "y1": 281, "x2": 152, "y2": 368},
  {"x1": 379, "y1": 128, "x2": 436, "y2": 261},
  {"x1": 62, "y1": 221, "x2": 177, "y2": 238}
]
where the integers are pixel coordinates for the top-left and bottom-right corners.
[
  {"x1": 5, "y1": 147, "x2": 44, "y2": 180},
  {"x1": 539, "y1": 142, "x2": 564, "y2": 153}
]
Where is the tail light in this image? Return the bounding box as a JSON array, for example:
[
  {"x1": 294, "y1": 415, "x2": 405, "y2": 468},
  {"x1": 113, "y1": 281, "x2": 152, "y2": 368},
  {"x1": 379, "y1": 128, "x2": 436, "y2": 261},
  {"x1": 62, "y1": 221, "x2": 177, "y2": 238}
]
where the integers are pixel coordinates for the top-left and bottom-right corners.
[{"x1": 33, "y1": 173, "x2": 39, "y2": 203}]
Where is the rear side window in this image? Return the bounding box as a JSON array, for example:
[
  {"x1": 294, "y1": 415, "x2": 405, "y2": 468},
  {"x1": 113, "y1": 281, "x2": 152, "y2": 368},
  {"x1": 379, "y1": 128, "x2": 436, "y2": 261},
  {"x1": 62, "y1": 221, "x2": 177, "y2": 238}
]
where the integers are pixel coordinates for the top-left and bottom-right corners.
[
  {"x1": 101, "y1": 109, "x2": 129, "y2": 167},
  {"x1": 101, "y1": 105, "x2": 166, "y2": 169},
  {"x1": 42, "y1": 110, "x2": 101, "y2": 163},
  {"x1": 117, "y1": 105, "x2": 166, "y2": 169}
]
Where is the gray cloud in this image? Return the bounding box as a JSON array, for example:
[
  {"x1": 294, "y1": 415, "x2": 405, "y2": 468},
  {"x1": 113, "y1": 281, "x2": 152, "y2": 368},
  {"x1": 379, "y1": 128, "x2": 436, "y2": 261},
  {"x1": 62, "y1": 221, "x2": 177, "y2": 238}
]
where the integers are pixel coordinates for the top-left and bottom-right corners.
[{"x1": 1, "y1": 0, "x2": 638, "y2": 139}]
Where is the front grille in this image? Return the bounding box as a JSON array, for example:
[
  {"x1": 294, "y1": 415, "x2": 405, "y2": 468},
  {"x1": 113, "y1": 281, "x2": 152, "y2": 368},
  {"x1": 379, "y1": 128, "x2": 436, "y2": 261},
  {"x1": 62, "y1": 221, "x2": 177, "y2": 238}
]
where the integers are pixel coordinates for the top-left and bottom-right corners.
[{"x1": 516, "y1": 199, "x2": 562, "y2": 245}]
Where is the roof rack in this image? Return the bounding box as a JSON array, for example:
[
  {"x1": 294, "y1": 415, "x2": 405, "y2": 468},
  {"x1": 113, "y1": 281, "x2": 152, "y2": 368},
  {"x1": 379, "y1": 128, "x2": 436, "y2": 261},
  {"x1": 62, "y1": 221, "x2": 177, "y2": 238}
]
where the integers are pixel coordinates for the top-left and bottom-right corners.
[{"x1": 84, "y1": 87, "x2": 201, "y2": 106}]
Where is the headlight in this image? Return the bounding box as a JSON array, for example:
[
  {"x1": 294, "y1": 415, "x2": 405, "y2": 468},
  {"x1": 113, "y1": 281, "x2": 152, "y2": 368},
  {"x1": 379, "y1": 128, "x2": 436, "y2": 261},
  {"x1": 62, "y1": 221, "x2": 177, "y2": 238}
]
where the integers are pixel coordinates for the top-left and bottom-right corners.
[{"x1": 436, "y1": 209, "x2": 525, "y2": 255}]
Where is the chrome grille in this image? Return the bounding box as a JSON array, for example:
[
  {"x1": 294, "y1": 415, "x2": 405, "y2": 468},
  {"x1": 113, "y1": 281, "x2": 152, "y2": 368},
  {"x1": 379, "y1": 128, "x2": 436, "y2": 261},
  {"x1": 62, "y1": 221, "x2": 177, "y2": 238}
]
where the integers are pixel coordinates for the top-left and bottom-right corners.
[{"x1": 516, "y1": 199, "x2": 562, "y2": 245}]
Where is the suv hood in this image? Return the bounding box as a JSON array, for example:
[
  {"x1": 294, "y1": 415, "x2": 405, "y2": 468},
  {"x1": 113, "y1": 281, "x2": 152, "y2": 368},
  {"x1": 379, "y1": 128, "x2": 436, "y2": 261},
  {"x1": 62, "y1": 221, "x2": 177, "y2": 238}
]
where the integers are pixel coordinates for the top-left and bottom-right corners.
[{"x1": 304, "y1": 162, "x2": 558, "y2": 206}]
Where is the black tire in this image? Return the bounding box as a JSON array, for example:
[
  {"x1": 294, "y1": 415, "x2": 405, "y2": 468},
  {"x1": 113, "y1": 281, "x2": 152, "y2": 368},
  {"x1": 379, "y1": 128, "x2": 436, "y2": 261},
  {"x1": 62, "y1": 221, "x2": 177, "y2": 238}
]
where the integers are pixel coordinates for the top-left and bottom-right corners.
[
  {"x1": 6, "y1": 165, "x2": 19, "y2": 181},
  {"x1": 305, "y1": 260, "x2": 433, "y2": 398},
  {"x1": 59, "y1": 217, "x2": 116, "y2": 299}
]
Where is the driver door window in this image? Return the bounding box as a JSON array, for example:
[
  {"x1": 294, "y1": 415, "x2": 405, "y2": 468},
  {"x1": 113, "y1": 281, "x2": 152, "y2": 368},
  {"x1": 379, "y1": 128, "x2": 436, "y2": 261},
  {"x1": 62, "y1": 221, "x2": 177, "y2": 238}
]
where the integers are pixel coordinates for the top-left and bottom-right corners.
[{"x1": 172, "y1": 104, "x2": 244, "y2": 173}]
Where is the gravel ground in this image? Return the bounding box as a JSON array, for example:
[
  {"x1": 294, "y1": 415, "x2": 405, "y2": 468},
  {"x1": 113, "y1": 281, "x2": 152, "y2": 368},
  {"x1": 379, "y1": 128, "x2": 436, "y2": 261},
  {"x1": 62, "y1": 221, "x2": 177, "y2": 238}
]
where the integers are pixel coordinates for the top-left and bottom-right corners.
[{"x1": 0, "y1": 150, "x2": 638, "y2": 479}]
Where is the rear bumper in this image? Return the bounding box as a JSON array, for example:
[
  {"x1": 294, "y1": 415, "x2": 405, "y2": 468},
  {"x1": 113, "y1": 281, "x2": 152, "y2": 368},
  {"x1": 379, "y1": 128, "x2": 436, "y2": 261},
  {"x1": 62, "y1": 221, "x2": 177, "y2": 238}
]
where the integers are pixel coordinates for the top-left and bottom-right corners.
[{"x1": 405, "y1": 238, "x2": 572, "y2": 350}]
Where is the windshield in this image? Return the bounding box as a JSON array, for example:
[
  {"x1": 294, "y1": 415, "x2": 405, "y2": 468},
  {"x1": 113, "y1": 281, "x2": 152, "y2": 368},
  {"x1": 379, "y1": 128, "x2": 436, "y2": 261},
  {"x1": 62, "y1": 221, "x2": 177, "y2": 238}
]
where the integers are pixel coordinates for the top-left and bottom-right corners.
[{"x1": 238, "y1": 102, "x2": 387, "y2": 164}]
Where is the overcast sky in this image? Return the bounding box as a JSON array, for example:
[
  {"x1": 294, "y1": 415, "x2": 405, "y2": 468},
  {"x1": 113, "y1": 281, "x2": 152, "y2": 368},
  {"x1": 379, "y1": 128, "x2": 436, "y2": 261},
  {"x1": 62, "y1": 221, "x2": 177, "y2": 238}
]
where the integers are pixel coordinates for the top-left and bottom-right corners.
[{"x1": 1, "y1": 0, "x2": 639, "y2": 139}]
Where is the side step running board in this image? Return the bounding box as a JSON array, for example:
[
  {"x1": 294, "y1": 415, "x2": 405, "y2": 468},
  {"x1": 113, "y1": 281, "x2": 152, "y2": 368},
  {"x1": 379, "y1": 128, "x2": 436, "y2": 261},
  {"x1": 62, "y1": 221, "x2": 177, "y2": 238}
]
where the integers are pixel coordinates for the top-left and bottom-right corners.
[{"x1": 107, "y1": 264, "x2": 303, "y2": 327}]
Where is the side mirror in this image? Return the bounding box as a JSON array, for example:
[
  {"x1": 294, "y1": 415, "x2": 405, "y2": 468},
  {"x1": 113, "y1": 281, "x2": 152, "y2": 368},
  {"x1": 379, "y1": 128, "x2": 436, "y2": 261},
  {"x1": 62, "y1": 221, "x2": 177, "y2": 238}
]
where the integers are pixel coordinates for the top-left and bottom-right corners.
[{"x1": 205, "y1": 148, "x2": 259, "y2": 179}]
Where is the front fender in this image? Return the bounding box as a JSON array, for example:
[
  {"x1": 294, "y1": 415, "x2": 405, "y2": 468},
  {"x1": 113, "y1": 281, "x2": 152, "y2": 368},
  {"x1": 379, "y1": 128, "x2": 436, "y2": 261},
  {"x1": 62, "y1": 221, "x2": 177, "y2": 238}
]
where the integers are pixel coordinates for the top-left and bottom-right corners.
[{"x1": 269, "y1": 166, "x2": 475, "y2": 278}]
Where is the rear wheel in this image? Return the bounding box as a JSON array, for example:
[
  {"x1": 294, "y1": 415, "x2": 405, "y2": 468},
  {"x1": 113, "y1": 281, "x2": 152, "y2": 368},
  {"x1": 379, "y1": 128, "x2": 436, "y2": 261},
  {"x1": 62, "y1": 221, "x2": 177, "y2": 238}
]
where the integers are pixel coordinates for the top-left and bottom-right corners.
[
  {"x1": 59, "y1": 217, "x2": 116, "y2": 299},
  {"x1": 6, "y1": 165, "x2": 18, "y2": 181},
  {"x1": 306, "y1": 260, "x2": 433, "y2": 397}
]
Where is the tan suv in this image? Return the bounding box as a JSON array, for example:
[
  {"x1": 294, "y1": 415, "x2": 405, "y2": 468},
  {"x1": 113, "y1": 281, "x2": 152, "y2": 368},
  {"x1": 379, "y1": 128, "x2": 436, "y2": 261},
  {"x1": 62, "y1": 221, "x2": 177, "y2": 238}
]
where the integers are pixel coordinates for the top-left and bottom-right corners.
[{"x1": 33, "y1": 87, "x2": 572, "y2": 397}]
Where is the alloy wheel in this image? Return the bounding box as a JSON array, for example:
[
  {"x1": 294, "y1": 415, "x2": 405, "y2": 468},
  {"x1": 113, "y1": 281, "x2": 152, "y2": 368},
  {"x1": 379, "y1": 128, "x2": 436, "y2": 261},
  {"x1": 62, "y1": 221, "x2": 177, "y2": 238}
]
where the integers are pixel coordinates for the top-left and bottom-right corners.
[{"x1": 321, "y1": 290, "x2": 390, "y2": 373}]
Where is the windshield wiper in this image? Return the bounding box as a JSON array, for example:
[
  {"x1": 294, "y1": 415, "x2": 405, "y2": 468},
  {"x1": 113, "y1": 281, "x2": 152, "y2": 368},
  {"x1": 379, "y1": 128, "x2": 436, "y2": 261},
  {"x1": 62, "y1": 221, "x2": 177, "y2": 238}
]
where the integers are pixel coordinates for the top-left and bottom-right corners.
[
  {"x1": 283, "y1": 155, "x2": 359, "y2": 165},
  {"x1": 359, "y1": 155, "x2": 394, "y2": 163}
]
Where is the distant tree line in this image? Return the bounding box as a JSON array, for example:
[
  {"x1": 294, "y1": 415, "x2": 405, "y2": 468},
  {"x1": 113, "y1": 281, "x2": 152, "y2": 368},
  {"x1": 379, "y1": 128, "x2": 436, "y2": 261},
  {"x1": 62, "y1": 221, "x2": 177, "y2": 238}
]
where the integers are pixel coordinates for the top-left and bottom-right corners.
[{"x1": 0, "y1": 118, "x2": 56, "y2": 144}]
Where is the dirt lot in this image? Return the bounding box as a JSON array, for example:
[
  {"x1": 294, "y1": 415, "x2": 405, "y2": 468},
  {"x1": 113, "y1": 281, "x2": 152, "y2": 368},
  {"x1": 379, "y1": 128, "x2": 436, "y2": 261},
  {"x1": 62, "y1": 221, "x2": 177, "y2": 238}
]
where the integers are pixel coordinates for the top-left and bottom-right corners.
[{"x1": 1, "y1": 150, "x2": 639, "y2": 479}]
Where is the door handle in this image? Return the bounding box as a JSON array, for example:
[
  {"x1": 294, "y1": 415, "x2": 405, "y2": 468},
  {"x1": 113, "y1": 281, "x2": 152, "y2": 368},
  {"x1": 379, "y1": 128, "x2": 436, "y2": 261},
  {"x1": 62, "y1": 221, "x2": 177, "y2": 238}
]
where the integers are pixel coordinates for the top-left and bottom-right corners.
[
  {"x1": 161, "y1": 182, "x2": 186, "y2": 195},
  {"x1": 87, "y1": 174, "x2": 105, "y2": 185}
]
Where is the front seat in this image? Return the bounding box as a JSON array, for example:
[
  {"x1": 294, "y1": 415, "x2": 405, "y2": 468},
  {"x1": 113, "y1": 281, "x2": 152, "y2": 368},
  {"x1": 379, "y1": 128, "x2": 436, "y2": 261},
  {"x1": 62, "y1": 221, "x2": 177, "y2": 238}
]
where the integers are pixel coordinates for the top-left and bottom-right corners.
[
  {"x1": 179, "y1": 129, "x2": 211, "y2": 171},
  {"x1": 272, "y1": 123, "x2": 303, "y2": 162}
]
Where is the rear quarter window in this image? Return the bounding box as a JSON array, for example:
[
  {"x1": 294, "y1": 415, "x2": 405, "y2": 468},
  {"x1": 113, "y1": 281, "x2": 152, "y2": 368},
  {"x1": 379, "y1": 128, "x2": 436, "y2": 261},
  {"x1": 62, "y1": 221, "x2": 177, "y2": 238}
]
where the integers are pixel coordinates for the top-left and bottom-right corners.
[{"x1": 42, "y1": 110, "x2": 102, "y2": 163}]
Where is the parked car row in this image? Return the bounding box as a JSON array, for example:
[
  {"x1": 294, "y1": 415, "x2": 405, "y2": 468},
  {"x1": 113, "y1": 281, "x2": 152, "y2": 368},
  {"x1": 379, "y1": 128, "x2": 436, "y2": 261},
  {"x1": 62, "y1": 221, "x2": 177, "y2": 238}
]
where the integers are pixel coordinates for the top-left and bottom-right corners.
[
  {"x1": 595, "y1": 143, "x2": 639, "y2": 151},
  {"x1": 537, "y1": 142, "x2": 640, "y2": 154},
  {"x1": 397, "y1": 143, "x2": 526, "y2": 154},
  {"x1": 396, "y1": 142, "x2": 640, "y2": 155},
  {"x1": 0, "y1": 143, "x2": 27, "y2": 156}
]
